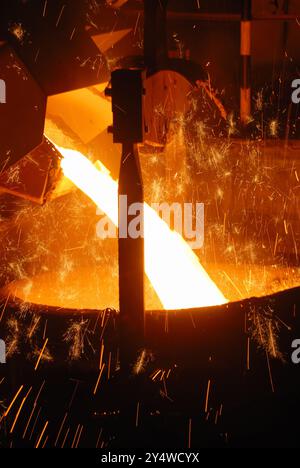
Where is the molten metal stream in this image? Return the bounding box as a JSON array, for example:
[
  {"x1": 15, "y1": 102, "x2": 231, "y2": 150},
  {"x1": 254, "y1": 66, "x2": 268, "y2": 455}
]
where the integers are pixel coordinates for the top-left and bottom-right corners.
[{"x1": 54, "y1": 145, "x2": 227, "y2": 309}]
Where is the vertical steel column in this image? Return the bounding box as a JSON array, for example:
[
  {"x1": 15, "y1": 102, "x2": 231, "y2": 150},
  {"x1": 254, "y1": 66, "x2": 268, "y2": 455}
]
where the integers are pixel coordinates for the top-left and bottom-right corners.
[
  {"x1": 118, "y1": 143, "x2": 145, "y2": 370},
  {"x1": 240, "y1": 0, "x2": 252, "y2": 125},
  {"x1": 106, "y1": 69, "x2": 145, "y2": 372},
  {"x1": 144, "y1": 0, "x2": 169, "y2": 72}
]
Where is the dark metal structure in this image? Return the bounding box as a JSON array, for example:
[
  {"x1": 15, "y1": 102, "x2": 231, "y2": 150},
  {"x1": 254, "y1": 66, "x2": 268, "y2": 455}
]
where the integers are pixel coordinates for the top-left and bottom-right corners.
[
  {"x1": 106, "y1": 69, "x2": 146, "y2": 370},
  {"x1": 240, "y1": 0, "x2": 252, "y2": 124},
  {"x1": 144, "y1": 0, "x2": 168, "y2": 72},
  {"x1": 0, "y1": 0, "x2": 108, "y2": 170}
]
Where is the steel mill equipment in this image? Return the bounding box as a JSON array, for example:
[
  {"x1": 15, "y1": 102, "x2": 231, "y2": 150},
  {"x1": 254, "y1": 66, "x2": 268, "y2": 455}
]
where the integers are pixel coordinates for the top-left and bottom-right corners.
[{"x1": 0, "y1": 0, "x2": 299, "y2": 449}]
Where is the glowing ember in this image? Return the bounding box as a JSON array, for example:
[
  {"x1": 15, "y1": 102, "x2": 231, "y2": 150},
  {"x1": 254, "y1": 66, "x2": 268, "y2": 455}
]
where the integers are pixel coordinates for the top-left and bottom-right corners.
[{"x1": 53, "y1": 144, "x2": 227, "y2": 309}]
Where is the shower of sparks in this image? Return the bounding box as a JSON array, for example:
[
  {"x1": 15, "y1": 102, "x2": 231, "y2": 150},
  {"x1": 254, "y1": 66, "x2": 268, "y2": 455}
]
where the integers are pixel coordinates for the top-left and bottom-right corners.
[
  {"x1": 53, "y1": 143, "x2": 227, "y2": 309},
  {"x1": 9, "y1": 23, "x2": 26, "y2": 42},
  {"x1": 63, "y1": 319, "x2": 89, "y2": 360},
  {"x1": 133, "y1": 349, "x2": 153, "y2": 375},
  {"x1": 0, "y1": 40, "x2": 299, "y2": 448},
  {"x1": 6, "y1": 318, "x2": 21, "y2": 357},
  {"x1": 248, "y1": 306, "x2": 283, "y2": 361}
]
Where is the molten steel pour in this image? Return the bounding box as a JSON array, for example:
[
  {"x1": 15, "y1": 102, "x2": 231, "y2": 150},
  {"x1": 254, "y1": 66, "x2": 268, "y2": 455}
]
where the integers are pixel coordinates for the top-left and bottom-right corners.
[{"x1": 54, "y1": 144, "x2": 227, "y2": 310}]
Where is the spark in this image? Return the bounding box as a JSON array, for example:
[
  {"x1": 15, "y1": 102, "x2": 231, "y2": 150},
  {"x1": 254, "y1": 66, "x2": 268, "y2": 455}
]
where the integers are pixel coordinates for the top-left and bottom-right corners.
[
  {"x1": 134, "y1": 12, "x2": 141, "y2": 36},
  {"x1": 56, "y1": 5, "x2": 66, "y2": 27},
  {"x1": 28, "y1": 315, "x2": 41, "y2": 339},
  {"x1": 135, "y1": 402, "x2": 140, "y2": 428},
  {"x1": 61, "y1": 427, "x2": 70, "y2": 448},
  {"x1": 266, "y1": 351, "x2": 275, "y2": 393},
  {"x1": 0, "y1": 294, "x2": 10, "y2": 323},
  {"x1": 188, "y1": 418, "x2": 192, "y2": 449},
  {"x1": 29, "y1": 407, "x2": 42, "y2": 440},
  {"x1": 0, "y1": 385, "x2": 24, "y2": 423},
  {"x1": 42, "y1": 0, "x2": 47, "y2": 17},
  {"x1": 9, "y1": 23, "x2": 26, "y2": 42},
  {"x1": 107, "y1": 352, "x2": 112, "y2": 380},
  {"x1": 34, "y1": 49, "x2": 40, "y2": 63},
  {"x1": 71, "y1": 424, "x2": 81, "y2": 448},
  {"x1": 22, "y1": 381, "x2": 45, "y2": 439},
  {"x1": 70, "y1": 28, "x2": 76, "y2": 41},
  {"x1": 6, "y1": 318, "x2": 20, "y2": 358},
  {"x1": 273, "y1": 232, "x2": 279, "y2": 256},
  {"x1": 204, "y1": 380, "x2": 211, "y2": 413},
  {"x1": 93, "y1": 364, "x2": 106, "y2": 395},
  {"x1": 269, "y1": 119, "x2": 279, "y2": 137},
  {"x1": 99, "y1": 340, "x2": 104, "y2": 370},
  {"x1": 10, "y1": 387, "x2": 32, "y2": 434},
  {"x1": 246, "y1": 337, "x2": 250, "y2": 370},
  {"x1": 151, "y1": 369, "x2": 162, "y2": 381},
  {"x1": 75, "y1": 425, "x2": 84, "y2": 448},
  {"x1": 42, "y1": 436, "x2": 49, "y2": 448},
  {"x1": 96, "y1": 429, "x2": 103, "y2": 449},
  {"x1": 35, "y1": 421, "x2": 49, "y2": 448},
  {"x1": 221, "y1": 271, "x2": 244, "y2": 299},
  {"x1": 23, "y1": 404, "x2": 38, "y2": 440},
  {"x1": 34, "y1": 338, "x2": 49, "y2": 371}
]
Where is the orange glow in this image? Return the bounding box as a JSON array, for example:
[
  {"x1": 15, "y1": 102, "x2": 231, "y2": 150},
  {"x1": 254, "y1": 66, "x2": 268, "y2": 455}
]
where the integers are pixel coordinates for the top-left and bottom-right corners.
[{"x1": 54, "y1": 144, "x2": 227, "y2": 309}]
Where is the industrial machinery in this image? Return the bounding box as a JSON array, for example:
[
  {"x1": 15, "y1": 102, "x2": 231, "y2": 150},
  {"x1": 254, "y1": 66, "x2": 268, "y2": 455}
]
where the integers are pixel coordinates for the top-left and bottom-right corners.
[{"x1": 0, "y1": 0, "x2": 299, "y2": 449}]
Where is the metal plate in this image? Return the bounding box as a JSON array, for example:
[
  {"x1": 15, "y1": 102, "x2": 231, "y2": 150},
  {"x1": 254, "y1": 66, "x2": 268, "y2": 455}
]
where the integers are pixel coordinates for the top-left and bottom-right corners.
[{"x1": 0, "y1": 44, "x2": 46, "y2": 170}]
